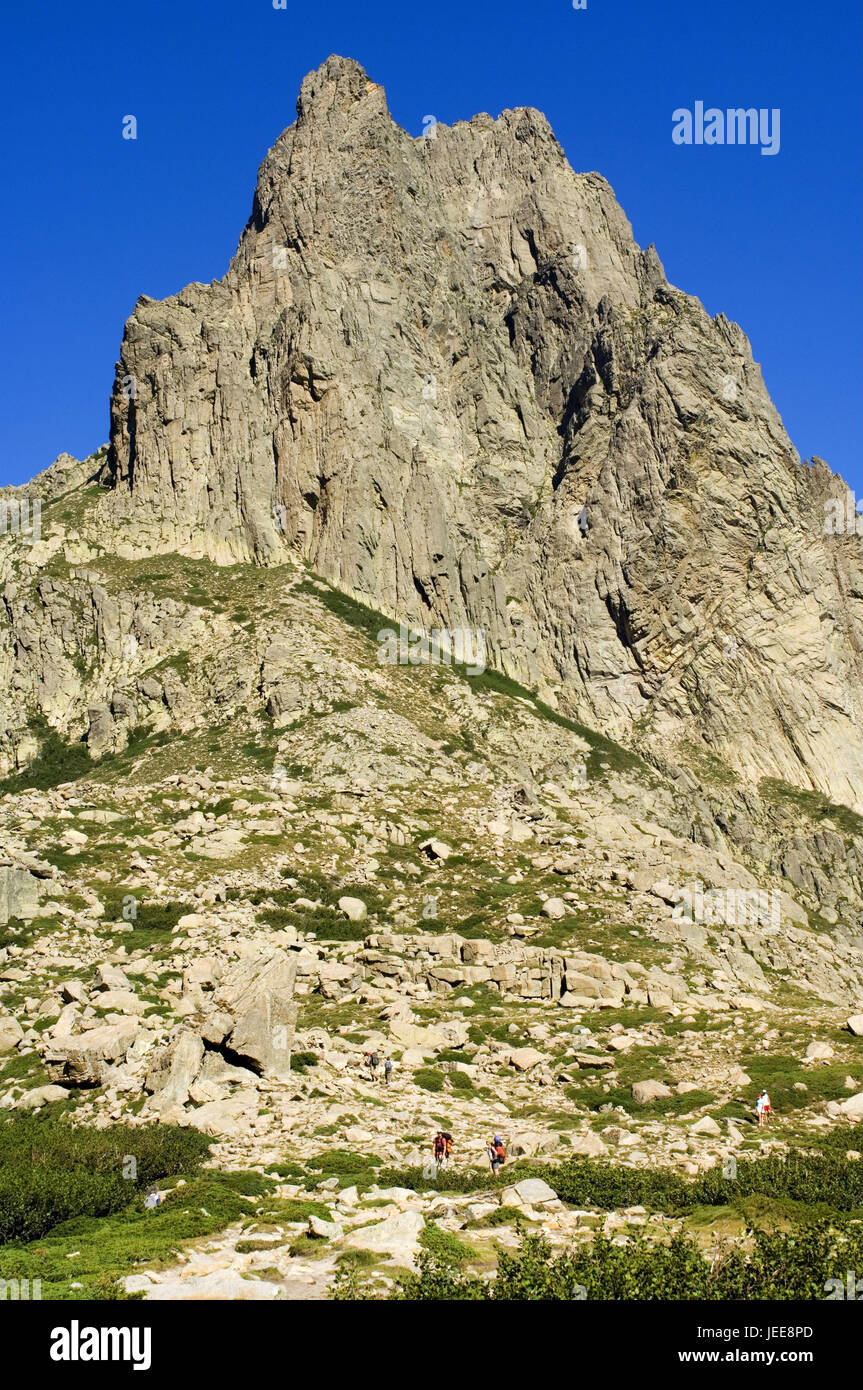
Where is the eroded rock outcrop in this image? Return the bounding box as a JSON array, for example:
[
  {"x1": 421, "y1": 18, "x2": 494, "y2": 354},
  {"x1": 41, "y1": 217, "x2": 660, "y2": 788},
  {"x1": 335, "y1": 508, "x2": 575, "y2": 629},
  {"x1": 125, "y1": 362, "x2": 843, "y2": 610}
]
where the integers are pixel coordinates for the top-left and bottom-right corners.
[{"x1": 99, "y1": 55, "x2": 863, "y2": 809}]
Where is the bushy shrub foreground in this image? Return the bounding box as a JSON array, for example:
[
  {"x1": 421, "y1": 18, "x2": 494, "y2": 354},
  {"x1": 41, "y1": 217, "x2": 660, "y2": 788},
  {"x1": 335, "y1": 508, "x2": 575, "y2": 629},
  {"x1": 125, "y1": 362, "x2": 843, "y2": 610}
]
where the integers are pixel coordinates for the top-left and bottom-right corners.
[
  {"x1": 0, "y1": 1114, "x2": 211, "y2": 1243},
  {"x1": 337, "y1": 1226, "x2": 863, "y2": 1301}
]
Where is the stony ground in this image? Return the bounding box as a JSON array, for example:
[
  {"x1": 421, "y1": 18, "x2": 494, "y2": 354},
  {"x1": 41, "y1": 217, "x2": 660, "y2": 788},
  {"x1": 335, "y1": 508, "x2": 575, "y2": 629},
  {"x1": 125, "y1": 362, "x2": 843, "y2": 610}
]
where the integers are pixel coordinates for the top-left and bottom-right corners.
[{"x1": 2, "y1": 492, "x2": 863, "y2": 1298}]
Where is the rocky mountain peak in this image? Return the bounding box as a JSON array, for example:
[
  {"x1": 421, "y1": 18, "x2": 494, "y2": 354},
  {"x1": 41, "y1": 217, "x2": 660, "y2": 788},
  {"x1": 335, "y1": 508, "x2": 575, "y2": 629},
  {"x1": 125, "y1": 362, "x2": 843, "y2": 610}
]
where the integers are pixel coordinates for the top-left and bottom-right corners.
[
  {"x1": 295, "y1": 53, "x2": 385, "y2": 122},
  {"x1": 8, "y1": 57, "x2": 863, "y2": 816}
]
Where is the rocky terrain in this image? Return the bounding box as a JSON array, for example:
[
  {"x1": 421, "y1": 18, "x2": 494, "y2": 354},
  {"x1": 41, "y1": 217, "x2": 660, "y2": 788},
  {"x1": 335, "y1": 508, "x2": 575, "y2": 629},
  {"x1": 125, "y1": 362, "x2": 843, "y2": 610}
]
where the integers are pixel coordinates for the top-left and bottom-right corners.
[{"x1": 1, "y1": 57, "x2": 863, "y2": 1301}]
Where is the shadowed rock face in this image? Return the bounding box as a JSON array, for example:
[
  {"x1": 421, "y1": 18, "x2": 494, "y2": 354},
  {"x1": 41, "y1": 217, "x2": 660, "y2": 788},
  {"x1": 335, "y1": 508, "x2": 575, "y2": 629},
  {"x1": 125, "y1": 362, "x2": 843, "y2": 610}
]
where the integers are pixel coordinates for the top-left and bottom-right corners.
[{"x1": 106, "y1": 55, "x2": 863, "y2": 807}]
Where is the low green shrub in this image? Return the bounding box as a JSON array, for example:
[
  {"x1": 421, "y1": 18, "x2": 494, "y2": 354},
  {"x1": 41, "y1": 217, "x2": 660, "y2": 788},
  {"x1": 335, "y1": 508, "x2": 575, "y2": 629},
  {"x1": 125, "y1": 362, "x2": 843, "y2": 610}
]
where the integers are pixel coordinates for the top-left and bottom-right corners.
[
  {"x1": 0, "y1": 1114, "x2": 211, "y2": 1244},
  {"x1": 419, "y1": 1222, "x2": 477, "y2": 1264},
  {"x1": 101, "y1": 895, "x2": 188, "y2": 934},
  {"x1": 414, "y1": 1069, "x2": 444, "y2": 1093},
  {"x1": 290, "y1": 1051, "x2": 319, "y2": 1074},
  {"x1": 0, "y1": 1171, "x2": 270, "y2": 1299},
  {"x1": 448, "y1": 1070, "x2": 475, "y2": 1092},
  {"x1": 306, "y1": 1150, "x2": 381, "y2": 1174},
  {"x1": 0, "y1": 720, "x2": 91, "y2": 794},
  {"x1": 541, "y1": 1152, "x2": 863, "y2": 1215},
  {"x1": 261, "y1": 905, "x2": 367, "y2": 941},
  {"x1": 384, "y1": 1224, "x2": 863, "y2": 1301},
  {"x1": 376, "y1": 1165, "x2": 497, "y2": 1194},
  {"x1": 301, "y1": 1149, "x2": 383, "y2": 1190}
]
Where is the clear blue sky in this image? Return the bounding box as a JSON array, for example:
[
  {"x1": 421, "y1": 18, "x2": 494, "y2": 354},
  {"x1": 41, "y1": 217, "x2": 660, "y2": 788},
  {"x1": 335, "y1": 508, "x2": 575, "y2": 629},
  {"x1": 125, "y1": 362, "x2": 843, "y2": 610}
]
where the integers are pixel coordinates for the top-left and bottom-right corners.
[{"x1": 1, "y1": 0, "x2": 860, "y2": 491}]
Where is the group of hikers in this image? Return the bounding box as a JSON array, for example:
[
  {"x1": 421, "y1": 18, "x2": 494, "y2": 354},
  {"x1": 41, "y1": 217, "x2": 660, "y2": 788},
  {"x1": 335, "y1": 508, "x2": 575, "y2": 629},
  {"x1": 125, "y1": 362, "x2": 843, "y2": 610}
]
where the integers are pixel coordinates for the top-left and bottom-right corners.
[
  {"x1": 364, "y1": 1047, "x2": 772, "y2": 1140},
  {"x1": 363, "y1": 1051, "x2": 394, "y2": 1085},
  {"x1": 433, "y1": 1130, "x2": 507, "y2": 1176},
  {"x1": 427, "y1": 1099, "x2": 770, "y2": 1179}
]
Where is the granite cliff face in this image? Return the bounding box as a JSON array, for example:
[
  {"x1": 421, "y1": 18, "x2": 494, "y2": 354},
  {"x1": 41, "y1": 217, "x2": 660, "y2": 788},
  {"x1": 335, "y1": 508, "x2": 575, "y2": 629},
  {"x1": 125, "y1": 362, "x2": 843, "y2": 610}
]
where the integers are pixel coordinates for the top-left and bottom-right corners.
[{"x1": 99, "y1": 56, "x2": 863, "y2": 809}]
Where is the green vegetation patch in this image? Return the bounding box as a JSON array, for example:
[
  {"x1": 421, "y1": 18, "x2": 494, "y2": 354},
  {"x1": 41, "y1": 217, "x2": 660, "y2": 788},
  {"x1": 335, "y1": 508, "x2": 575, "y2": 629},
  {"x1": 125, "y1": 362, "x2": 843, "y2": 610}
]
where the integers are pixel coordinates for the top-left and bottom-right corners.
[
  {"x1": 0, "y1": 719, "x2": 92, "y2": 794},
  {"x1": 0, "y1": 1170, "x2": 268, "y2": 1300},
  {"x1": 0, "y1": 1114, "x2": 211, "y2": 1245},
  {"x1": 377, "y1": 1226, "x2": 863, "y2": 1301},
  {"x1": 419, "y1": 1221, "x2": 478, "y2": 1265},
  {"x1": 414, "y1": 1068, "x2": 445, "y2": 1093},
  {"x1": 100, "y1": 894, "x2": 188, "y2": 937},
  {"x1": 301, "y1": 1150, "x2": 383, "y2": 1190},
  {"x1": 736, "y1": 1054, "x2": 863, "y2": 1114},
  {"x1": 294, "y1": 573, "x2": 649, "y2": 782},
  {"x1": 760, "y1": 777, "x2": 863, "y2": 840}
]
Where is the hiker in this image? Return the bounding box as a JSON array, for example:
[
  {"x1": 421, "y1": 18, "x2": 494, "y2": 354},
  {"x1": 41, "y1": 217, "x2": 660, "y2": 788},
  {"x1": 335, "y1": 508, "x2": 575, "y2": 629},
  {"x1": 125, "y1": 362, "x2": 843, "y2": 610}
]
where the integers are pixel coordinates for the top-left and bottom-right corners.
[
  {"x1": 383, "y1": 1056, "x2": 394, "y2": 1086},
  {"x1": 756, "y1": 1091, "x2": 767, "y2": 1127},
  {"x1": 761, "y1": 1089, "x2": 772, "y2": 1124},
  {"x1": 487, "y1": 1135, "x2": 506, "y2": 1177},
  {"x1": 433, "y1": 1131, "x2": 447, "y2": 1172},
  {"x1": 368, "y1": 1051, "x2": 379, "y2": 1082},
  {"x1": 441, "y1": 1131, "x2": 453, "y2": 1168}
]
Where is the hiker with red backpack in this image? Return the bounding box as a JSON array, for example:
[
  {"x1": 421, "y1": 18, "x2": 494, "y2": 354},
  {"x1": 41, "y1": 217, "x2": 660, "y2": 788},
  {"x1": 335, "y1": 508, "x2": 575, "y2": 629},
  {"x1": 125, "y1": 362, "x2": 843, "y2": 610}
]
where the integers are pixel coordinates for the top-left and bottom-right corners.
[
  {"x1": 433, "y1": 1131, "x2": 447, "y2": 1172},
  {"x1": 487, "y1": 1135, "x2": 506, "y2": 1176}
]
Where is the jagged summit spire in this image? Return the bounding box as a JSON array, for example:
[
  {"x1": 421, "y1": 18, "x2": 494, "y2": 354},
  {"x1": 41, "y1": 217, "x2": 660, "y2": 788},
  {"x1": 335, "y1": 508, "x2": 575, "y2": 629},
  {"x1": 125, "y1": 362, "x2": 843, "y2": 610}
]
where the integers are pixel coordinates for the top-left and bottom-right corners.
[{"x1": 295, "y1": 54, "x2": 384, "y2": 124}]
